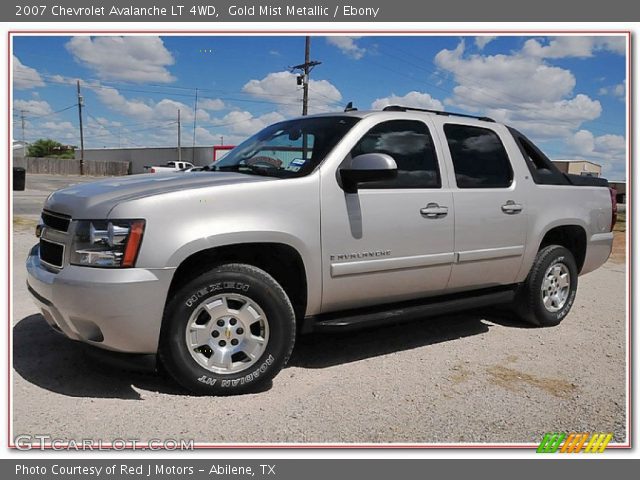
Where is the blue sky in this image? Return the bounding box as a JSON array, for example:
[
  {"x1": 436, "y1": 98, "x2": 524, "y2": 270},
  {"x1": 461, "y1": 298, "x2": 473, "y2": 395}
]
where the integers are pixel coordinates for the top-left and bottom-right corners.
[{"x1": 12, "y1": 35, "x2": 626, "y2": 178}]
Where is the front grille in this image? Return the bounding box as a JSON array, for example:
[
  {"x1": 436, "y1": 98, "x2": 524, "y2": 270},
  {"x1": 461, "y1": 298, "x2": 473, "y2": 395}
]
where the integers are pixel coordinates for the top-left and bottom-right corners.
[
  {"x1": 41, "y1": 210, "x2": 71, "y2": 232},
  {"x1": 40, "y1": 239, "x2": 64, "y2": 268}
]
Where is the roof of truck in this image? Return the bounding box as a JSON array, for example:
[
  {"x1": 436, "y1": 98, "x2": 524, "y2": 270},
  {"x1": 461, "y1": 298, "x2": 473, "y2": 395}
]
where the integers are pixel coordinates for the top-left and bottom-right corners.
[{"x1": 305, "y1": 105, "x2": 497, "y2": 124}]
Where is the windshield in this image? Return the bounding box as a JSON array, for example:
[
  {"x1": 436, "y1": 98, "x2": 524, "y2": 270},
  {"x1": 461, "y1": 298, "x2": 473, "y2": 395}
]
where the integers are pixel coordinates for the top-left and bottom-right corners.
[{"x1": 207, "y1": 116, "x2": 360, "y2": 178}]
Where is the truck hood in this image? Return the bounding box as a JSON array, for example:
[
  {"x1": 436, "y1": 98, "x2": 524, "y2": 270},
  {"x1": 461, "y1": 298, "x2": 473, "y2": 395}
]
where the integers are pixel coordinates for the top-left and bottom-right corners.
[{"x1": 44, "y1": 172, "x2": 273, "y2": 218}]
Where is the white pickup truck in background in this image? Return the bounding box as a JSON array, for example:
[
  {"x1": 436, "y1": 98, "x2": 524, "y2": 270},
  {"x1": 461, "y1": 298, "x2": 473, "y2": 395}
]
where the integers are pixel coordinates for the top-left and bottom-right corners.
[{"x1": 144, "y1": 161, "x2": 194, "y2": 173}]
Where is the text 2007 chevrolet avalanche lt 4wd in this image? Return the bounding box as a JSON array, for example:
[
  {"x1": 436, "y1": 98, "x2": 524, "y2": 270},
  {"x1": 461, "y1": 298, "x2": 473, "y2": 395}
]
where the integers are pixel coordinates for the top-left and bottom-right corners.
[{"x1": 27, "y1": 106, "x2": 616, "y2": 395}]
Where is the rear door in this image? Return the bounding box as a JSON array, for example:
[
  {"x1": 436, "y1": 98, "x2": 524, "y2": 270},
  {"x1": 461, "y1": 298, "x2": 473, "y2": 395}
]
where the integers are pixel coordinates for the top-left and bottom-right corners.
[{"x1": 437, "y1": 122, "x2": 527, "y2": 290}]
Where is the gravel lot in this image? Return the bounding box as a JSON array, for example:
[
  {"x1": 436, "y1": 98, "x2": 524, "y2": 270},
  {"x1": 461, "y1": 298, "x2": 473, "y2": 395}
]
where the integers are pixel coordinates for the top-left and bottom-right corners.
[{"x1": 11, "y1": 174, "x2": 628, "y2": 445}]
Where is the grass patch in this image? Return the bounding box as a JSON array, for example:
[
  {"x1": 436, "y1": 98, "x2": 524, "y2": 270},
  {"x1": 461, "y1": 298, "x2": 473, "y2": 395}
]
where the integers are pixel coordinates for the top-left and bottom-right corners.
[{"x1": 614, "y1": 211, "x2": 626, "y2": 232}]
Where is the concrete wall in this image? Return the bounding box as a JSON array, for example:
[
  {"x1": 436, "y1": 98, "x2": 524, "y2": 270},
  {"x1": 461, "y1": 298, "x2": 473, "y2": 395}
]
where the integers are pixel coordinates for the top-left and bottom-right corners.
[{"x1": 76, "y1": 147, "x2": 215, "y2": 174}]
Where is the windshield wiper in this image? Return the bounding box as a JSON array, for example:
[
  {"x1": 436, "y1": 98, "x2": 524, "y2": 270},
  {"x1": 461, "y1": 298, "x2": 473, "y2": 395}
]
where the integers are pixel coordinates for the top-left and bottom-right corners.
[{"x1": 209, "y1": 164, "x2": 281, "y2": 177}]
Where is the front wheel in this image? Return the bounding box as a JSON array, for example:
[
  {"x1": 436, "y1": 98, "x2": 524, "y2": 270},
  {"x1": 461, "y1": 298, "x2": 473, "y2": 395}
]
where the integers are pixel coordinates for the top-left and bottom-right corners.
[
  {"x1": 515, "y1": 245, "x2": 578, "y2": 327},
  {"x1": 159, "y1": 263, "x2": 296, "y2": 395}
]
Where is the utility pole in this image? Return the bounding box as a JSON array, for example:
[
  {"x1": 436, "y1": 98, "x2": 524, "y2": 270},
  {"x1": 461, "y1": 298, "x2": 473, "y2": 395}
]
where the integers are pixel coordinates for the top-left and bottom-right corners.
[
  {"x1": 302, "y1": 37, "x2": 310, "y2": 116},
  {"x1": 20, "y1": 110, "x2": 26, "y2": 158},
  {"x1": 76, "y1": 80, "x2": 85, "y2": 175},
  {"x1": 177, "y1": 109, "x2": 182, "y2": 162},
  {"x1": 291, "y1": 36, "x2": 321, "y2": 116},
  {"x1": 192, "y1": 88, "x2": 198, "y2": 163}
]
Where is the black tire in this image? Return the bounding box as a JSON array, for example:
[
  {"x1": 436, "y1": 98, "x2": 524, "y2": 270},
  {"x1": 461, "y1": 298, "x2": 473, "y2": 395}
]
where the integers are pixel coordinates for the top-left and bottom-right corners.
[
  {"x1": 515, "y1": 245, "x2": 578, "y2": 327},
  {"x1": 159, "y1": 263, "x2": 296, "y2": 395}
]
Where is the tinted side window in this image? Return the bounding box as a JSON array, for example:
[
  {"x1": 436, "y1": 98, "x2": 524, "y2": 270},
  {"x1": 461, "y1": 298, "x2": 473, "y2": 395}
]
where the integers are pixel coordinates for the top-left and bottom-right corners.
[
  {"x1": 444, "y1": 124, "x2": 513, "y2": 188},
  {"x1": 350, "y1": 120, "x2": 440, "y2": 189}
]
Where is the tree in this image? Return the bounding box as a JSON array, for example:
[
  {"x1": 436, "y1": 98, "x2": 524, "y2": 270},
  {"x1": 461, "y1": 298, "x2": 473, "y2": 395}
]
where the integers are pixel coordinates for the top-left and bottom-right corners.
[{"x1": 27, "y1": 138, "x2": 75, "y2": 158}]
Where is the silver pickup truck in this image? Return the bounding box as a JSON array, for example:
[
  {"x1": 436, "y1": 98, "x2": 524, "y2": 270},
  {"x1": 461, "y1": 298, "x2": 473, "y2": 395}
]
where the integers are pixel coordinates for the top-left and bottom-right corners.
[{"x1": 26, "y1": 106, "x2": 616, "y2": 395}]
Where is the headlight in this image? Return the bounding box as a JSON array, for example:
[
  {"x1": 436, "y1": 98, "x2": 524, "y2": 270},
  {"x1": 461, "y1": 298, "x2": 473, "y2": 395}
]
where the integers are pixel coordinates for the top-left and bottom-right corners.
[{"x1": 70, "y1": 219, "x2": 145, "y2": 268}]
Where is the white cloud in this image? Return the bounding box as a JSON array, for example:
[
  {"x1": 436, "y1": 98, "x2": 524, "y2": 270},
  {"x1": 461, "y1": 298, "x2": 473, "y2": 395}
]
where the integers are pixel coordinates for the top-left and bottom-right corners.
[
  {"x1": 42, "y1": 121, "x2": 75, "y2": 131},
  {"x1": 182, "y1": 110, "x2": 288, "y2": 146},
  {"x1": 595, "y1": 133, "x2": 626, "y2": 152},
  {"x1": 194, "y1": 126, "x2": 219, "y2": 144},
  {"x1": 90, "y1": 85, "x2": 213, "y2": 125},
  {"x1": 475, "y1": 36, "x2": 497, "y2": 50},
  {"x1": 66, "y1": 36, "x2": 175, "y2": 83},
  {"x1": 14, "y1": 99, "x2": 52, "y2": 116},
  {"x1": 593, "y1": 37, "x2": 626, "y2": 55},
  {"x1": 13, "y1": 56, "x2": 44, "y2": 89},
  {"x1": 93, "y1": 86, "x2": 154, "y2": 118},
  {"x1": 86, "y1": 84, "x2": 284, "y2": 146},
  {"x1": 371, "y1": 91, "x2": 443, "y2": 111},
  {"x1": 565, "y1": 129, "x2": 626, "y2": 177},
  {"x1": 434, "y1": 40, "x2": 602, "y2": 138},
  {"x1": 566, "y1": 129, "x2": 596, "y2": 156},
  {"x1": 211, "y1": 110, "x2": 285, "y2": 136},
  {"x1": 436, "y1": 40, "x2": 576, "y2": 104},
  {"x1": 522, "y1": 37, "x2": 595, "y2": 58},
  {"x1": 199, "y1": 98, "x2": 225, "y2": 111},
  {"x1": 599, "y1": 81, "x2": 626, "y2": 99},
  {"x1": 326, "y1": 36, "x2": 366, "y2": 59},
  {"x1": 522, "y1": 36, "x2": 626, "y2": 59},
  {"x1": 242, "y1": 71, "x2": 342, "y2": 115},
  {"x1": 90, "y1": 116, "x2": 122, "y2": 128},
  {"x1": 26, "y1": 119, "x2": 79, "y2": 143},
  {"x1": 154, "y1": 98, "x2": 210, "y2": 123},
  {"x1": 50, "y1": 74, "x2": 78, "y2": 86}
]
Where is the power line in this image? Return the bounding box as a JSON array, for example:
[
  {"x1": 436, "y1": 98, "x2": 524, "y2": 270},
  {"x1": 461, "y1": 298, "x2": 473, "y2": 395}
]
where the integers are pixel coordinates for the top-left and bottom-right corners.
[
  {"x1": 12, "y1": 103, "x2": 77, "y2": 120},
  {"x1": 12, "y1": 72, "x2": 319, "y2": 107}
]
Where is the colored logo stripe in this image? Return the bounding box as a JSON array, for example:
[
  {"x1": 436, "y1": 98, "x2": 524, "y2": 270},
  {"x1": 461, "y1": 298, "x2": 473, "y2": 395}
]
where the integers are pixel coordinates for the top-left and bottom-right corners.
[
  {"x1": 583, "y1": 433, "x2": 613, "y2": 453},
  {"x1": 559, "y1": 433, "x2": 589, "y2": 453},
  {"x1": 537, "y1": 433, "x2": 566, "y2": 453},
  {"x1": 537, "y1": 432, "x2": 613, "y2": 453}
]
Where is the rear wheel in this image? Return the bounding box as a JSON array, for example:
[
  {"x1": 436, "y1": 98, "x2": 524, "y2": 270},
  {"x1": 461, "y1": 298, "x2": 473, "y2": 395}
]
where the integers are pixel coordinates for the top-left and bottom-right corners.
[
  {"x1": 159, "y1": 263, "x2": 296, "y2": 395},
  {"x1": 515, "y1": 245, "x2": 578, "y2": 327}
]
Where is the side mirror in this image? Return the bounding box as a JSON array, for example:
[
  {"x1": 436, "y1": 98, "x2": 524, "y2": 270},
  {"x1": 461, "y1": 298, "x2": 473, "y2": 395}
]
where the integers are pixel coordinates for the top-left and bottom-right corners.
[{"x1": 339, "y1": 153, "x2": 398, "y2": 193}]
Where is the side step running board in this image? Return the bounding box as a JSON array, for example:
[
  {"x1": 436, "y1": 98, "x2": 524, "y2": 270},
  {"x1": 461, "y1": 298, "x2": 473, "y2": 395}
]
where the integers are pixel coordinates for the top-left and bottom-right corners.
[{"x1": 302, "y1": 288, "x2": 516, "y2": 333}]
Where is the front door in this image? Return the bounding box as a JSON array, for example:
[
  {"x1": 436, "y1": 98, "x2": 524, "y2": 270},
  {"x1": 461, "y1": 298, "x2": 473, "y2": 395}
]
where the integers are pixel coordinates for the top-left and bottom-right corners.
[{"x1": 320, "y1": 119, "x2": 455, "y2": 312}]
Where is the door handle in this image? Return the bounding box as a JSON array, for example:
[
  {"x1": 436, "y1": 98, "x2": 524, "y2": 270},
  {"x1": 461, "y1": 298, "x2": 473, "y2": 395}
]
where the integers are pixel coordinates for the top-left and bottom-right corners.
[
  {"x1": 501, "y1": 200, "x2": 523, "y2": 214},
  {"x1": 420, "y1": 203, "x2": 449, "y2": 218}
]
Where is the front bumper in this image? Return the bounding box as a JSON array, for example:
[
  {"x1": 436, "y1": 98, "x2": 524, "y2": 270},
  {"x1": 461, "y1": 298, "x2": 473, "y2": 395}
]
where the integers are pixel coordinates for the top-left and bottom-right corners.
[{"x1": 26, "y1": 245, "x2": 176, "y2": 354}]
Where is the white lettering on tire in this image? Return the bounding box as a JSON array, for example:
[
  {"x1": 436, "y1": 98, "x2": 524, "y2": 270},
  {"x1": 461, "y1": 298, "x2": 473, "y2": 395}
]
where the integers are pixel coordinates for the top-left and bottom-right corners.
[
  {"x1": 185, "y1": 282, "x2": 250, "y2": 307},
  {"x1": 220, "y1": 354, "x2": 275, "y2": 388},
  {"x1": 197, "y1": 375, "x2": 217, "y2": 386}
]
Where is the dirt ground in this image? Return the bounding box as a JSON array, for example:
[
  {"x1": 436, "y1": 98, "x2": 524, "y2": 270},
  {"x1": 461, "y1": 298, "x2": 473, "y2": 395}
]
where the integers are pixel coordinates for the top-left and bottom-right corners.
[
  {"x1": 11, "y1": 220, "x2": 627, "y2": 445},
  {"x1": 10, "y1": 175, "x2": 628, "y2": 446}
]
